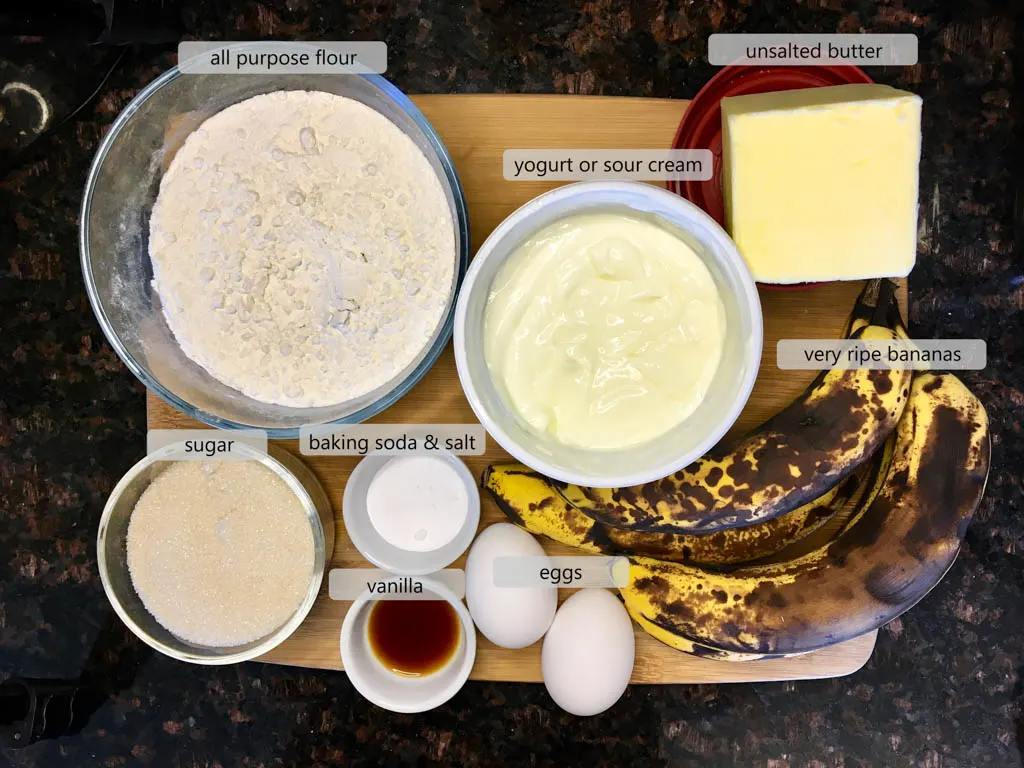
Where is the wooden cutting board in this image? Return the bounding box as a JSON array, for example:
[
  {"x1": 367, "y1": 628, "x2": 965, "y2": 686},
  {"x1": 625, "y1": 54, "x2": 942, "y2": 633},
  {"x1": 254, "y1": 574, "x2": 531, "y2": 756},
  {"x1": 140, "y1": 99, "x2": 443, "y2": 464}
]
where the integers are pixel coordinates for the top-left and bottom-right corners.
[{"x1": 146, "y1": 94, "x2": 902, "y2": 683}]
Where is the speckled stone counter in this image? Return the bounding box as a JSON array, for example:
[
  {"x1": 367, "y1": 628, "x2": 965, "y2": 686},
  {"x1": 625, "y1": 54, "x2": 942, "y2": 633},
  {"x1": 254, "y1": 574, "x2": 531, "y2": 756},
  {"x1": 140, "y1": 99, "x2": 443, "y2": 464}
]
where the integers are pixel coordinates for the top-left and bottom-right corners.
[{"x1": 0, "y1": 1, "x2": 1020, "y2": 765}]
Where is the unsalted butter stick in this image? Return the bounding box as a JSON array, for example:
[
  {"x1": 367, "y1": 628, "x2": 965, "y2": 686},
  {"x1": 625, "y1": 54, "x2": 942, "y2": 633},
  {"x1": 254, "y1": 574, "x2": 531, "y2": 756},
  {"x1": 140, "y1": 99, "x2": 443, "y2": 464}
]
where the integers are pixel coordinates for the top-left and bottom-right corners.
[{"x1": 721, "y1": 83, "x2": 922, "y2": 284}]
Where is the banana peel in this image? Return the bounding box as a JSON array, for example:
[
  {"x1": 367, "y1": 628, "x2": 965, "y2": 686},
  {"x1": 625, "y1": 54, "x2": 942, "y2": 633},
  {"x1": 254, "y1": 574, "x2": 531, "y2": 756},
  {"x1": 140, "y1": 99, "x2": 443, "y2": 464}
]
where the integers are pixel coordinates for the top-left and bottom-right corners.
[
  {"x1": 484, "y1": 462, "x2": 865, "y2": 566},
  {"x1": 619, "y1": 373, "x2": 990, "y2": 656}
]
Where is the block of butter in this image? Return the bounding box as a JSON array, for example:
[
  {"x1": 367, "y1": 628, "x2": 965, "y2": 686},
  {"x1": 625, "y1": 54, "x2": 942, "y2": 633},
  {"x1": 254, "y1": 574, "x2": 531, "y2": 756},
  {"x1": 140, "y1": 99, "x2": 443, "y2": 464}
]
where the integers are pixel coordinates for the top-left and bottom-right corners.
[{"x1": 721, "y1": 84, "x2": 922, "y2": 284}]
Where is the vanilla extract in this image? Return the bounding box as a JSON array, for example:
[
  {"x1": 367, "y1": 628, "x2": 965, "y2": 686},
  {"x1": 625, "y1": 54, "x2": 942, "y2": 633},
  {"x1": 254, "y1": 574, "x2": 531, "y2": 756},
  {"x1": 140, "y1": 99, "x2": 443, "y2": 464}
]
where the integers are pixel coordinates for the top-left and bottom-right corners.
[{"x1": 367, "y1": 599, "x2": 461, "y2": 677}]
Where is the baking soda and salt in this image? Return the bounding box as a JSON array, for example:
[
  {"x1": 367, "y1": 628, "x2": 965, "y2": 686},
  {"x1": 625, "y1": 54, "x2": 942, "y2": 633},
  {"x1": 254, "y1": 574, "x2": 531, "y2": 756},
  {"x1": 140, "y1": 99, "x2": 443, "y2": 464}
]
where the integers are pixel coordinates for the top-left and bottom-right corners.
[{"x1": 365, "y1": 456, "x2": 469, "y2": 552}]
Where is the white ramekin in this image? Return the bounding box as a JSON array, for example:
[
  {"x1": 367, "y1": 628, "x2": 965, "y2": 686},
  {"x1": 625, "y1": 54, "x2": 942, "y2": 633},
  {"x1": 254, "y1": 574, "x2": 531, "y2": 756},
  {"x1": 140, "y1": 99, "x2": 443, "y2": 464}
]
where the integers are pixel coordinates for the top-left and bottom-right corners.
[
  {"x1": 453, "y1": 181, "x2": 763, "y2": 488},
  {"x1": 342, "y1": 452, "x2": 480, "y2": 575},
  {"x1": 340, "y1": 576, "x2": 476, "y2": 713}
]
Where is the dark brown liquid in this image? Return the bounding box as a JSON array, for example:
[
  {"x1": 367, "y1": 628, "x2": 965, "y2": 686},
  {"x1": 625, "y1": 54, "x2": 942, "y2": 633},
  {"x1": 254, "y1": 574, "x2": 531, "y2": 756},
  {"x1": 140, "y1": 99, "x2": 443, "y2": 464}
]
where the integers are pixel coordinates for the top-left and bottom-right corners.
[{"x1": 367, "y1": 599, "x2": 461, "y2": 677}]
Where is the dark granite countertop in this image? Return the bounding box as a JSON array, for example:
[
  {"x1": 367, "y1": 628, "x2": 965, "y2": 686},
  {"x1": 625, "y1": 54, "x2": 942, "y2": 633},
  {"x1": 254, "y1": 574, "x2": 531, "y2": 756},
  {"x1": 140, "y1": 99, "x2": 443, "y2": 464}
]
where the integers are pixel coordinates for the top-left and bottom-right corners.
[{"x1": 1, "y1": 1, "x2": 1021, "y2": 765}]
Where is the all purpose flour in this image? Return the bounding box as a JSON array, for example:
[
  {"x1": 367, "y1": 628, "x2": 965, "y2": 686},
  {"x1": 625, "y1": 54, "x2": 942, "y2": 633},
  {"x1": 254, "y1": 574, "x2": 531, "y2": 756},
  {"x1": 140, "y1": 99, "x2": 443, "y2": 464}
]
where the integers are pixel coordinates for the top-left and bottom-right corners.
[{"x1": 148, "y1": 90, "x2": 456, "y2": 407}]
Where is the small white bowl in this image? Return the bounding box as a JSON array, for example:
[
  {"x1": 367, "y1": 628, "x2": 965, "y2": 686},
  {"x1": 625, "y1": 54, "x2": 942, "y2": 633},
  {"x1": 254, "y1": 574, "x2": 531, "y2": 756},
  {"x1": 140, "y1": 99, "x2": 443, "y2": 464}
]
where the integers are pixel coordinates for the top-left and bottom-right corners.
[
  {"x1": 453, "y1": 181, "x2": 763, "y2": 488},
  {"x1": 343, "y1": 452, "x2": 480, "y2": 575},
  {"x1": 340, "y1": 576, "x2": 476, "y2": 713}
]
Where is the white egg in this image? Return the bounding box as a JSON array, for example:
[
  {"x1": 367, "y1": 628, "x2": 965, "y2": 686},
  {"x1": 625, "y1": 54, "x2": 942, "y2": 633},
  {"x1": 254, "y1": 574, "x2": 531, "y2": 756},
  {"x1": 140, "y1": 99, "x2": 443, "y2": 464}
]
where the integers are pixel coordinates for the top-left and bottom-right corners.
[
  {"x1": 542, "y1": 589, "x2": 635, "y2": 716},
  {"x1": 465, "y1": 523, "x2": 556, "y2": 649}
]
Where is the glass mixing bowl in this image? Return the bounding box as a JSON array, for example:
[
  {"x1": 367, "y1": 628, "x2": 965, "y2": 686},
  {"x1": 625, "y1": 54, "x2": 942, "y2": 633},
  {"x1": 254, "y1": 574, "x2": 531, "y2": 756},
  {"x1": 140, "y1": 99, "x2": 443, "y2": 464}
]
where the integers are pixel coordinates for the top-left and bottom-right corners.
[{"x1": 80, "y1": 69, "x2": 469, "y2": 438}]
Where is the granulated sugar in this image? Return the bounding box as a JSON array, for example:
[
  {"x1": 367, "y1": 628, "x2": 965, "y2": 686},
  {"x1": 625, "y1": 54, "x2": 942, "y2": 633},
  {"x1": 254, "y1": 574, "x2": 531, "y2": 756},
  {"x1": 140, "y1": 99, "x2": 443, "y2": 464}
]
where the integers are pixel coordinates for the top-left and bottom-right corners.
[{"x1": 126, "y1": 461, "x2": 314, "y2": 647}]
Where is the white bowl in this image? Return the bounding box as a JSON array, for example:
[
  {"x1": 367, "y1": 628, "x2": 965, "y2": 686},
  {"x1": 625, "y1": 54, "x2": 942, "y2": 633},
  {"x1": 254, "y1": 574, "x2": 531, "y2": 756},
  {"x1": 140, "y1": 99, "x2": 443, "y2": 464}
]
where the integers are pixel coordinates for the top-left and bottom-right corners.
[
  {"x1": 340, "y1": 576, "x2": 476, "y2": 713},
  {"x1": 342, "y1": 452, "x2": 480, "y2": 575},
  {"x1": 454, "y1": 181, "x2": 762, "y2": 488}
]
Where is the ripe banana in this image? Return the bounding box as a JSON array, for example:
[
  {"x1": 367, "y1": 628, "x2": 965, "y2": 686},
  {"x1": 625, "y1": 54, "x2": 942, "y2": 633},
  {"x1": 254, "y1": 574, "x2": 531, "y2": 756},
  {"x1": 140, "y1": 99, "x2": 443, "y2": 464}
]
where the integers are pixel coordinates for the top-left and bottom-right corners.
[
  {"x1": 620, "y1": 373, "x2": 990, "y2": 656},
  {"x1": 757, "y1": 433, "x2": 897, "y2": 565},
  {"x1": 484, "y1": 462, "x2": 866, "y2": 566},
  {"x1": 624, "y1": 603, "x2": 789, "y2": 661},
  {"x1": 556, "y1": 282, "x2": 913, "y2": 534}
]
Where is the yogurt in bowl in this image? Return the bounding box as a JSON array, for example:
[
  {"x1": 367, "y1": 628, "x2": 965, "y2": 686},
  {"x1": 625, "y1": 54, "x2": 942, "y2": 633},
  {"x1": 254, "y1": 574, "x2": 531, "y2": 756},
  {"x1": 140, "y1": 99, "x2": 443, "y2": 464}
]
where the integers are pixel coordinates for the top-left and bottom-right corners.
[
  {"x1": 483, "y1": 209, "x2": 728, "y2": 452},
  {"x1": 454, "y1": 181, "x2": 762, "y2": 488}
]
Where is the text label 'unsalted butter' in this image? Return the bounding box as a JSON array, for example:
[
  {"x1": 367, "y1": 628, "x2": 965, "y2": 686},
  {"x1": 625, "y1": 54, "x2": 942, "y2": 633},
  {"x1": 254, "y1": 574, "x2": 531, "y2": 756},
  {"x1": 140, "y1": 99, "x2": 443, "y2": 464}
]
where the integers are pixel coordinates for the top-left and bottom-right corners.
[{"x1": 708, "y1": 34, "x2": 918, "y2": 66}]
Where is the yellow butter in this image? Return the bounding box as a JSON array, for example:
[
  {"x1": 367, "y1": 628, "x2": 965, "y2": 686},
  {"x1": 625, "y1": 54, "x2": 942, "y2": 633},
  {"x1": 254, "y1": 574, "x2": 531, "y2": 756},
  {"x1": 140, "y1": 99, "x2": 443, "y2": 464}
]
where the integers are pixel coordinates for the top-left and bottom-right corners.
[{"x1": 721, "y1": 84, "x2": 922, "y2": 284}]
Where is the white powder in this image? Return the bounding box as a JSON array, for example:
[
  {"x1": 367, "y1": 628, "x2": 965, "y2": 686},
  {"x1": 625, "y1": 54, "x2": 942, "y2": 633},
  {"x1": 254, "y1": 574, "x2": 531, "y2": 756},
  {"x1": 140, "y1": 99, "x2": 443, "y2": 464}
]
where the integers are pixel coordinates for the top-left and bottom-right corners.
[
  {"x1": 148, "y1": 90, "x2": 456, "y2": 407},
  {"x1": 366, "y1": 456, "x2": 469, "y2": 552},
  {"x1": 126, "y1": 461, "x2": 314, "y2": 647}
]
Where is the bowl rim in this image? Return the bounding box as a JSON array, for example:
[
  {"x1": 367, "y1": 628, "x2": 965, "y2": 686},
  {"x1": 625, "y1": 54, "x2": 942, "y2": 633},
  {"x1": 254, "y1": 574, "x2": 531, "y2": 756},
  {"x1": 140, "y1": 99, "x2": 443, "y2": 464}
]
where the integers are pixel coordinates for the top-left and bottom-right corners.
[
  {"x1": 453, "y1": 180, "x2": 763, "y2": 488},
  {"x1": 79, "y1": 67, "x2": 470, "y2": 438},
  {"x1": 96, "y1": 443, "x2": 327, "y2": 665},
  {"x1": 339, "y1": 575, "x2": 476, "y2": 713}
]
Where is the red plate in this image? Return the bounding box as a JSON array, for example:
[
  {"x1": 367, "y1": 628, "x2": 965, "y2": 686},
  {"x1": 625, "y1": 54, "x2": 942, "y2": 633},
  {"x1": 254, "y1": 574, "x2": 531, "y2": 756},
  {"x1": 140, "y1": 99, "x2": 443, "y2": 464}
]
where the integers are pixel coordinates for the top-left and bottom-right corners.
[{"x1": 669, "y1": 65, "x2": 873, "y2": 291}]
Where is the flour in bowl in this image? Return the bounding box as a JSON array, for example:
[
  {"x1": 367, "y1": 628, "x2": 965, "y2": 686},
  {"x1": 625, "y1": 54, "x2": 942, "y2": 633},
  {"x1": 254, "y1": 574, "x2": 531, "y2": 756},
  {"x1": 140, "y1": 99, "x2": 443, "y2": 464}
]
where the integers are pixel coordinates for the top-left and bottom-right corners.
[{"x1": 148, "y1": 90, "x2": 456, "y2": 407}]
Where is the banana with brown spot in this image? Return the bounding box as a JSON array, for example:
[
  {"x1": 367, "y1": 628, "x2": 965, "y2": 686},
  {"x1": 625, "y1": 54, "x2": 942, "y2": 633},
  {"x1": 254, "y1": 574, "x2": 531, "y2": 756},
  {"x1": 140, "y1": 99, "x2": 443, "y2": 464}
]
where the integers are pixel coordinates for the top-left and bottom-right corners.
[
  {"x1": 484, "y1": 463, "x2": 865, "y2": 565},
  {"x1": 620, "y1": 373, "x2": 990, "y2": 656},
  {"x1": 624, "y1": 602, "x2": 797, "y2": 661}
]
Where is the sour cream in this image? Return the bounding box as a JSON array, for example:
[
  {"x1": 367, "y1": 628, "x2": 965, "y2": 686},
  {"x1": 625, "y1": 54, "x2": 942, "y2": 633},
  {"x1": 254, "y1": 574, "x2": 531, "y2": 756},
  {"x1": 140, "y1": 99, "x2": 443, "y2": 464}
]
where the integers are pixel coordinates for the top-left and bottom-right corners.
[{"x1": 483, "y1": 210, "x2": 726, "y2": 450}]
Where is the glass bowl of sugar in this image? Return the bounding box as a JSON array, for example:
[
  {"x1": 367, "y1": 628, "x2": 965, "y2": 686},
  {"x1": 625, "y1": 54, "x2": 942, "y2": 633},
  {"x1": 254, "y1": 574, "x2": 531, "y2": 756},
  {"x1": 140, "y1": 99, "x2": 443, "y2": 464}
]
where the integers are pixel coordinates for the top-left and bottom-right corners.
[
  {"x1": 80, "y1": 67, "x2": 470, "y2": 437},
  {"x1": 97, "y1": 444, "x2": 333, "y2": 664}
]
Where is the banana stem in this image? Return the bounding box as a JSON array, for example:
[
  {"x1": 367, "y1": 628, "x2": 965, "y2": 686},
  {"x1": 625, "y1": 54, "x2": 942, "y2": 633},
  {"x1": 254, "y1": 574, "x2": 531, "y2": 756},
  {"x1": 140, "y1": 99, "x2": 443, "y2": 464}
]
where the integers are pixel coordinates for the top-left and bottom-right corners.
[{"x1": 870, "y1": 278, "x2": 896, "y2": 327}]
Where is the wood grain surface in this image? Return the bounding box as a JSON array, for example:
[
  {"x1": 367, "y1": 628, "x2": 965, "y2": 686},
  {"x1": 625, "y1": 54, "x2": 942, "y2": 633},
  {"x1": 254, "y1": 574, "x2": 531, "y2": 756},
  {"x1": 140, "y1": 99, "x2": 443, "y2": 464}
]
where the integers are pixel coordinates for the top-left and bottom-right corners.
[{"x1": 146, "y1": 94, "x2": 907, "y2": 683}]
